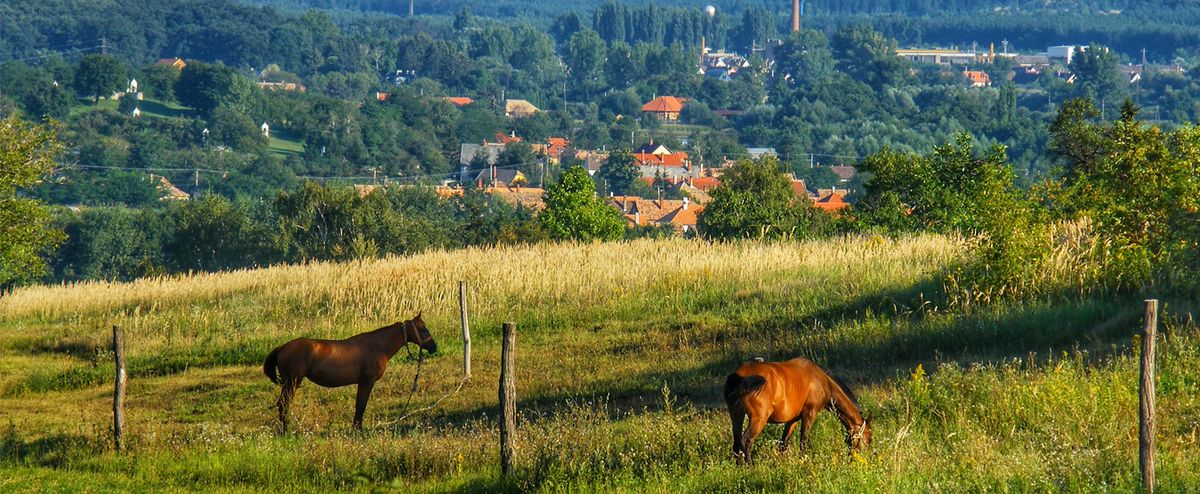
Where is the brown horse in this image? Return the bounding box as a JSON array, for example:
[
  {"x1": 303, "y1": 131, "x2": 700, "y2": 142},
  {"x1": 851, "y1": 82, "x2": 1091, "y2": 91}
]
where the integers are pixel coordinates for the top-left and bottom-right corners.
[
  {"x1": 263, "y1": 312, "x2": 437, "y2": 432},
  {"x1": 724, "y1": 357, "x2": 871, "y2": 463}
]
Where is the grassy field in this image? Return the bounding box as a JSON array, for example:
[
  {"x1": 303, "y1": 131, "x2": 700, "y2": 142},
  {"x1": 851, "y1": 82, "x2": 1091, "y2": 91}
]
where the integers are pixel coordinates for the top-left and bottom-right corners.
[
  {"x1": 1, "y1": 236, "x2": 1197, "y2": 492},
  {"x1": 268, "y1": 128, "x2": 306, "y2": 157},
  {"x1": 71, "y1": 98, "x2": 191, "y2": 119}
]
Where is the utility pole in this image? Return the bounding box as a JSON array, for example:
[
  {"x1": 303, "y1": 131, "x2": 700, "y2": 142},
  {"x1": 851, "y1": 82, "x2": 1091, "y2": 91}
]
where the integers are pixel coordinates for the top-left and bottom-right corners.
[
  {"x1": 100, "y1": 36, "x2": 109, "y2": 55},
  {"x1": 194, "y1": 169, "x2": 200, "y2": 192},
  {"x1": 409, "y1": 0, "x2": 414, "y2": 17}
]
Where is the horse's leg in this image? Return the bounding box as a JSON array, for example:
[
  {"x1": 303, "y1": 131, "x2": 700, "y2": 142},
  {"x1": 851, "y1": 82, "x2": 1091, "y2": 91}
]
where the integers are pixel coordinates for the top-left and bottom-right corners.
[
  {"x1": 743, "y1": 413, "x2": 768, "y2": 465},
  {"x1": 277, "y1": 376, "x2": 301, "y2": 433},
  {"x1": 729, "y1": 409, "x2": 746, "y2": 461},
  {"x1": 779, "y1": 419, "x2": 800, "y2": 453},
  {"x1": 352, "y1": 379, "x2": 376, "y2": 430},
  {"x1": 797, "y1": 409, "x2": 817, "y2": 451}
]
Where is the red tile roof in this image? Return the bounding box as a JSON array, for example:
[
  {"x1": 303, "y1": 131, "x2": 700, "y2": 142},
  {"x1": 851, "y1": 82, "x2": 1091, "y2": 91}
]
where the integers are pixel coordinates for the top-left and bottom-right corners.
[
  {"x1": 812, "y1": 190, "x2": 850, "y2": 214},
  {"x1": 633, "y1": 152, "x2": 689, "y2": 167},
  {"x1": 641, "y1": 96, "x2": 686, "y2": 113},
  {"x1": 689, "y1": 177, "x2": 721, "y2": 190}
]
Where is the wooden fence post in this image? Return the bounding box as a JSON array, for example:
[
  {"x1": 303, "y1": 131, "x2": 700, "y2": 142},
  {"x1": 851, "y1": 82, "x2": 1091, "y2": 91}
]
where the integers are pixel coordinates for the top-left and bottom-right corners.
[
  {"x1": 459, "y1": 281, "x2": 471, "y2": 381},
  {"x1": 1140, "y1": 299, "x2": 1158, "y2": 493},
  {"x1": 499, "y1": 322, "x2": 516, "y2": 476},
  {"x1": 112, "y1": 325, "x2": 126, "y2": 453}
]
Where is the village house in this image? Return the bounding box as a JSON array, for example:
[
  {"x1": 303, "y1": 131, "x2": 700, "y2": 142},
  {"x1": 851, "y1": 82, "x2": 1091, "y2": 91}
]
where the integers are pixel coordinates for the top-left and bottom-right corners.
[
  {"x1": 505, "y1": 99, "x2": 540, "y2": 118},
  {"x1": 531, "y1": 137, "x2": 570, "y2": 165},
  {"x1": 150, "y1": 174, "x2": 190, "y2": 201},
  {"x1": 157, "y1": 57, "x2": 187, "y2": 70},
  {"x1": 257, "y1": 82, "x2": 307, "y2": 92},
  {"x1": 444, "y1": 97, "x2": 473, "y2": 107},
  {"x1": 472, "y1": 168, "x2": 528, "y2": 188},
  {"x1": 641, "y1": 96, "x2": 686, "y2": 121},
  {"x1": 435, "y1": 185, "x2": 545, "y2": 211},
  {"x1": 608, "y1": 195, "x2": 704, "y2": 234},
  {"x1": 963, "y1": 70, "x2": 991, "y2": 87},
  {"x1": 631, "y1": 141, "x2": 695, "y2": 179}
]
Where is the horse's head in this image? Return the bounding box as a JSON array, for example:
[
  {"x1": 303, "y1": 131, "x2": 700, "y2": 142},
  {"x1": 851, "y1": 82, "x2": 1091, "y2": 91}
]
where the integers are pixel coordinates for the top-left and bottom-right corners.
[
  {"x1": 406, "y1": 310, "x2": 438, "y2": 354},
  {"x1": 848, "y1": 415, "x2": 873, "y2": 451}
]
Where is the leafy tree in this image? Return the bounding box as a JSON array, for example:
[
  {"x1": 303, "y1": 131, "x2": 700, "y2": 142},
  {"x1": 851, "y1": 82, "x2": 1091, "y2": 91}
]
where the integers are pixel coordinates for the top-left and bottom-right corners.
[
  {"x1": 51, "y1": 206, "x2": 168, "y2": 282},
  {"x1": 774, "y1": 29, "x2": 835, "y2": 87},
  {"x1": 163, "y1": 194, "x2": 278, "y2": 272},
  {"x1": 210, "y1": 106, "x2": 267, "y2": 153},
  {"x1": 24, "y1": 82, "x2": 72, "y2": 119},
  {"x1": 142, "y1": 63, "x2": 181, "y2": 102},
  {"x1": 562, "y1": 30, "x2": 607, "y2": 99},
  {"x1": 1046, "y1": 100, "x2": 1200, "y2": 293},
  {"x1": 539, "y1": 166, "x2": 624, "y2": 241},
  {"x1": 175, "y1": 62, "x2": 257, "y2": 116},
  {"x1": 831, "y1": 26, "x2": 909, "y2": 90},
  {"x1": 0, "y1": 116, "x2": 65, "y2": 288},
  {"x1": 595, "y1": 151, "x2": 641, "y2": 196},
  {"x1": 853, "y1": 134, "x2": 1023, "y2": 234},
  {"x1": 697, "y1": 157, "x2": 818, "y2": 240},
  {"x1": 74, "y1": 54, "x2": 126, "y2": 102},
  {"x1": 1069, "y1": 44, "x2": 1128, "y2": 114}
]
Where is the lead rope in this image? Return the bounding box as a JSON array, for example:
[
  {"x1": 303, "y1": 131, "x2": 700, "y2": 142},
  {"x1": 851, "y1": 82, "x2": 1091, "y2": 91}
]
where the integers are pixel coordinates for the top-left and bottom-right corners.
[{"x1": 381, "y1": 323, "x2": 468, "y2": 430}]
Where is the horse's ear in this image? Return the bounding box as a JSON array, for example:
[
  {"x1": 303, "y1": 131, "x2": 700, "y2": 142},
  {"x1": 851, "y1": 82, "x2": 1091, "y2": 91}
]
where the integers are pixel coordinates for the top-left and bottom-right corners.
[{"x1": 416, "y1": 309, "x2": 423, "y2": 319}]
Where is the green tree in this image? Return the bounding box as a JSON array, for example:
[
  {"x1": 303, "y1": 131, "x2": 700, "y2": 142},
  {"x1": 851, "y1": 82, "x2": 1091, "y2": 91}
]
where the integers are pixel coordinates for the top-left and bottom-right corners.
[
  {"x1": 774, "y1": 29, "x2": 835, "y2": 87},
  {"x1": 74, "y1": 54, "x2": 126, "y2": 102},
  {"x1": 175, "y1": 62, "x2": 257, "y2": 116},
  {"x1": 697, "y1": 157, "x2": 817, "y2": 240},
  {"x1": 142, "y1": 63, "x2": 181, "y2": 102},
  {"x1": 539, "y1": 166, "x2": 624, "y2": 241},
  {"x1": 0, "y1": 116, "x2": 65, "y2": 288},
  {"x1": 24, "y1": 82, "x2": 72, "y2": 119},
  {"x1": 164, "y1": 195, "x2": 278, "y2": 272},
  {"x1": 1069, "y1": 44, "x2": 1128, "y2": 114},
  {"x1": 595, "y1": 151, "x2": 641, "y2": 196},
  {"x1": 831, "y1": 27, "x2": 909, "y2": 90},
  {"x1": 853, "y1": 134, "x2": 1023, "y2": 235},
  {"x1": 1047, "y1": 100, "x2": 1200, "y2": 292},
  {"x1": 562, "y1": 30, "x2": 607, "y2": 99}
]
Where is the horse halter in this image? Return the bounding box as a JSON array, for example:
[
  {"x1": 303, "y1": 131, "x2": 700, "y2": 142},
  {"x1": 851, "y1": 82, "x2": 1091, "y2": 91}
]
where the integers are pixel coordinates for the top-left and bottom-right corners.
[
  {"x1": 850, "y1": 421, "x2": 868, "y2": 444},
  {"x1": 403, "y1": 319, "x2": 433, "y2": 354}
]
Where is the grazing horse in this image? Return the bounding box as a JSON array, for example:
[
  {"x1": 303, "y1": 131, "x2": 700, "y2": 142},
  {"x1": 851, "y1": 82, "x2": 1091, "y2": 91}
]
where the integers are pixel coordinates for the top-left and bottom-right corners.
[
  {"x1": 263, "y1": 312, "x2": 437, "y2": 432},
  {"x1": 724, "y1": 357, "x2": 871, "y2": 463}
]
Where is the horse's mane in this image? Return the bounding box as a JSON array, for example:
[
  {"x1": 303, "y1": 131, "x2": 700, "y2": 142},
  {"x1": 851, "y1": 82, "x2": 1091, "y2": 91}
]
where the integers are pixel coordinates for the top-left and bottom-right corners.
[{"x1": 828, "y1": 373, "x2": 859, "y2": 407}]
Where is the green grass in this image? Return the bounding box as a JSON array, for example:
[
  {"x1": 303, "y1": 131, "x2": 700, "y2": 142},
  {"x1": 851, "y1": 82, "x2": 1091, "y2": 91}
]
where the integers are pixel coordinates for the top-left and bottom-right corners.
[
  {"x1": 268, "y1": 128, "x2": 305, "y2": 157},
  {"x1": 0, "y1": 237, "x2": 1197, "y2": 492},
  {"x1": 69, "y1": 97, "x2": 191, "y2": 119}
]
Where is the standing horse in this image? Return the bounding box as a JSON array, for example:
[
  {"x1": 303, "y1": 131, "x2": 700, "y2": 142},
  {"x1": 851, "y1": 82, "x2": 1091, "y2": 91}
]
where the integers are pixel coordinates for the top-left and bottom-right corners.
[
  {"x1": 263, "y1": 312, "x2": 437, "y2": 432},
  {"x1": 724, "y1": 357, "x2": 871, "y2": 463}
]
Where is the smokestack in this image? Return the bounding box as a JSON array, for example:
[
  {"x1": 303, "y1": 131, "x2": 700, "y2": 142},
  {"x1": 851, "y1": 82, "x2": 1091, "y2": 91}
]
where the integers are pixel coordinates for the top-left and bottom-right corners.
[{"x1": 792, "y1": 0, "x2": 800, "y2": 32}]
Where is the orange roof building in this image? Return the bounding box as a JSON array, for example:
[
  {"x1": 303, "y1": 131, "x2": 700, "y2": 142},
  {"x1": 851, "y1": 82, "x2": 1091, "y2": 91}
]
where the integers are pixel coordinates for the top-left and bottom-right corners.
[
  {"x1": 641, "y1": 96, "x2": 687, "y2": 121},
  {"x1": 445, "y1": 96, "x2": 473, "y2": 107},
  {"x1": 963, "y1": 70, "x2": 991, "y2": 87},
  {"x1": 812, "y1": 189, "x2": 850, "y2": 215},
  {"x1": 157, "y1": 58, "x2": 187, "y2": 70},
  {"x1": 608, "y1": 195, "x2": 704, "y2": 233}
]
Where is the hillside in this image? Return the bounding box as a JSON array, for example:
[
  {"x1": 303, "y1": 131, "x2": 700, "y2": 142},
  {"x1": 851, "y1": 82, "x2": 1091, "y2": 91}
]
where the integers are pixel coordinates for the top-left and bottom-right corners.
[{"x1": 1, "y1": 236, "x2": 1198, "y2": 492}]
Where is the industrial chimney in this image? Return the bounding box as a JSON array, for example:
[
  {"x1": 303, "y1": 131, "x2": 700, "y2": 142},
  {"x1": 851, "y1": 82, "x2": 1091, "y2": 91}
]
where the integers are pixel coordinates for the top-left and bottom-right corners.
[{"x1": 792, "y1": 0, "x2": 800, "y2": 32}]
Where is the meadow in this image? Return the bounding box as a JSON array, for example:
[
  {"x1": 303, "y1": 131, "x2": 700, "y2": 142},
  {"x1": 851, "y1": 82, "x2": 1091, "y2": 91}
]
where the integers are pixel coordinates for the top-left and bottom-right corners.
[{"x1": 1, "y1": 236, "x2": 1197, "y2": 492}]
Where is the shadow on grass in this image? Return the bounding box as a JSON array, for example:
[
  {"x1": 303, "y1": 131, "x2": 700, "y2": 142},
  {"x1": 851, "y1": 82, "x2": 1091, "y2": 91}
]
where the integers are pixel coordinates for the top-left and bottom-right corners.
[
  {"x1": 5, "y1": 338, "x2": 277, "y2": 396},
  {"x1": 0, "y1": 430, "x2": 104, "y2": 468},
  {"x1": 423, "y1": 272, "x2": 1146, "y2": 426}
]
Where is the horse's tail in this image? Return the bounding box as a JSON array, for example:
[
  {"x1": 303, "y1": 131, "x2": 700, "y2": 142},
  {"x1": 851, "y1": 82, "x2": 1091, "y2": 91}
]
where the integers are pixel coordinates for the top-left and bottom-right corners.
[
  {"x1": 723, "y1": 373, "x2": 767, "y2": 408},
  {"x1": 263, "y1": 347, "x2": 281, "y2": 384}
]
